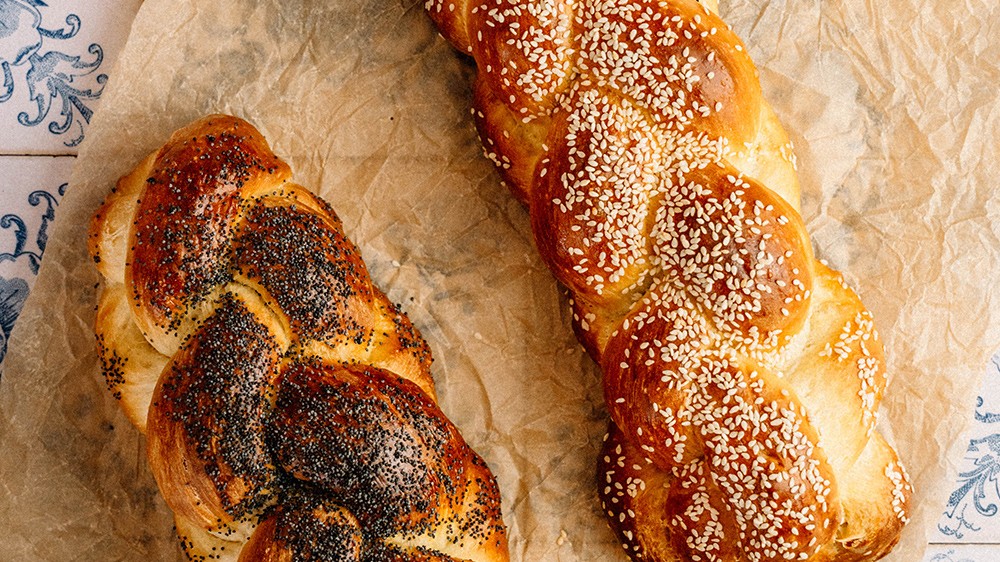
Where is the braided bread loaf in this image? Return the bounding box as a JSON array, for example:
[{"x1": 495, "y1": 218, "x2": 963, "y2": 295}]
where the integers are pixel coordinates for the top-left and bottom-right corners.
[
  {"x1": 425, "y1": 0, "x2": 911, "y2": 560},
  {"x1": 88, "y1": 115, "x2": 509, "y2": 562}
]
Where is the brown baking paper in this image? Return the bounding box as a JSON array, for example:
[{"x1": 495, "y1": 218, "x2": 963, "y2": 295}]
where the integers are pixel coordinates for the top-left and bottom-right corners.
[{"x1": 1, "y1": 0, "x2": 998, "y2": 560}]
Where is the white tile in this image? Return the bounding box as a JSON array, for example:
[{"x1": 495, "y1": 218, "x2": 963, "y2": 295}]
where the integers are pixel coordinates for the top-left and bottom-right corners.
[
  {"x1": 936, "y1": 352, "x2": 1000, "y2": 542},
  {"x1": 0, "y1": 0, "x2": 141, "y2": 154},
  {"x1": 0, "y1": 155, "x2": 74, "y2": 364},
  {"x1": 925, "y1": 543, "x2": 1000, "y2": 562}
]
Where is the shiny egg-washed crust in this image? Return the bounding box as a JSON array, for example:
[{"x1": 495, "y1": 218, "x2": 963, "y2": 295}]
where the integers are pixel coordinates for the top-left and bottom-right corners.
[
  {"x1": 425, "y1": 0, "x2": 911, "y2": 560},
  {"x1": 88, "y1": 115, "x2": 509, "y2": 562}
]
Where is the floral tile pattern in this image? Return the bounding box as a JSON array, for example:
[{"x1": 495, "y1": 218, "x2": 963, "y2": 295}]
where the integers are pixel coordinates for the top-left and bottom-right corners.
[
  {"x1": 0, "y1": 0, "x2": 140, "y2": 369},
  {"x1": 0, "y1": 0, "x2": 140, "y2": 153},
  {"x1": 0, "y1": 155, "x2": 72, "y2": 365},
  {"x1": 925, "y1": 544, "x2": 1000, "y2": 562},
  {"x1": 936, "y1": 353, "x2": 1000, "y2": 543},
  {"x1": 0, "y1": 275, "x2": 28, "y2": 369}
]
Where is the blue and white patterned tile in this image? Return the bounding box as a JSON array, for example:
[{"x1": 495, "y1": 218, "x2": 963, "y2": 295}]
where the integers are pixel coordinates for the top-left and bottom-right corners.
[
  {"x1": 925, "y1": 544, "x2": 1000, "y2": 561},
  {"x1": 936, "y1": 352, "x2": 1000, "y2": 542},
  {"x1": 0, "y1": 0, "x2": 141, "y2": 154},
  {"x1": 0, "y1": 155, "x2": 72, "y2": 365}
]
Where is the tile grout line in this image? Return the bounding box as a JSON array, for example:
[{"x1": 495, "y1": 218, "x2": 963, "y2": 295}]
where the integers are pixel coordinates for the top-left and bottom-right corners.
[
  {"x1": 0, "y1": 154, "x2": 78, "y2": 158},
  {"x1": 929, "y1": 543, "x2": 1000, "y2": 545}
]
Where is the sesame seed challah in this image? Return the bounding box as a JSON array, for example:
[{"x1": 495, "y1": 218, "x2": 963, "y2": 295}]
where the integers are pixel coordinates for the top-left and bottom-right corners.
[{"x1": 424, "y1": 0, "x2": 911, "y2": 559}]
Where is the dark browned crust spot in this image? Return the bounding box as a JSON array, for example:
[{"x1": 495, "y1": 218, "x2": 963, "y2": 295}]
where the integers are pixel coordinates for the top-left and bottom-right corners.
[
  {"x1": 130, "y1": 117, "x2": 289, "y2": 333},
  {"x1": 270, "y1": 358, "x2": 462, "y2": 536},
  {"x1": 242, "y1": 495, "x2": 364, "y2": 561},
  {"x1": 147, "y1": 292, "x2": 282, "y2": 525},
  {"x1": 235, "y1": 195, "x2": 373, "y2": 345}
]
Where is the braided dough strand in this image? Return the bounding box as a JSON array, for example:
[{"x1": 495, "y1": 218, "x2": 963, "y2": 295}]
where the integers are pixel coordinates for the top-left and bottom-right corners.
[
  {"x1": 89, "y1": 115, "x2": 509, "y2": 561},
  {"x1": 426, "y1": 0, "x2": 911, "y2": 559}
]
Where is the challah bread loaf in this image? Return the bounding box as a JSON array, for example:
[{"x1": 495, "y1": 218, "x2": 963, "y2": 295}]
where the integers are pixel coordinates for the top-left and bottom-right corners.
[
  {"x1": 88, "y1": 115, "x2": 510, "y2": 561},
  {"x1": 425, "y1": 0, "x2": 911, "y2": 560}
]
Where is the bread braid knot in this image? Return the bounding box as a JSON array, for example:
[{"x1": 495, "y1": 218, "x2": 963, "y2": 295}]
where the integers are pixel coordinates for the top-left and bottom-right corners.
[
  {"x1": 425, "y1": 0, "x2": 911, "y2": 559},
  {"x1": 89, "y1": 115, "x2": 509, "y2": 562}
]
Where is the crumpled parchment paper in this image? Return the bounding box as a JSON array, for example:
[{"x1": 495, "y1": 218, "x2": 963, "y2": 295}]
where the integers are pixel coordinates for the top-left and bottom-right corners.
[{"x1": 1, "y1": 0, "x2": 998, "y2": 560}]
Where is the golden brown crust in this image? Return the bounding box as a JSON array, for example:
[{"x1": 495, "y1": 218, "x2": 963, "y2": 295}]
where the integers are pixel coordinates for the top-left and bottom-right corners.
[
  {"x1": 598, "y1": 422, "x2": 911, "y2": 562},
  {"x1": 90, "y1": 115, "x2": 509, "y2": 561},
  {"x1": 127, "y1": 118, "x2": 291, "y2": 347},
  {"x1": 426, "y1": 0, "x2": 910, "y2": 559}
]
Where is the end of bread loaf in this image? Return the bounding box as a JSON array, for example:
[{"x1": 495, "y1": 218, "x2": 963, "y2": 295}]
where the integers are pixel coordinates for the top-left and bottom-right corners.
[
  {"x1": 599, "y1": 423, "x2": 911, "y2": 562},
  {"x1": 89, "y1": 115, "x2": 510, "y2": 561}
]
